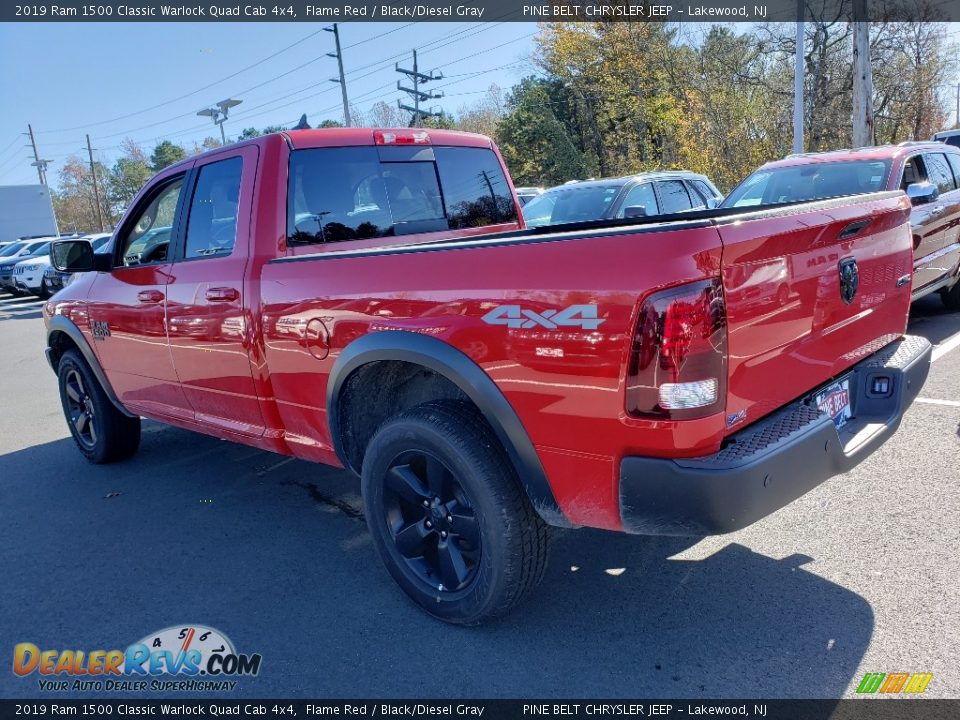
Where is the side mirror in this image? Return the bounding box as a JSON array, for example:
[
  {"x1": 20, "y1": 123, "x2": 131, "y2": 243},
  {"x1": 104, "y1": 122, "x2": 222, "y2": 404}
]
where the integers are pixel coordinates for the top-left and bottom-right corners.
[
  {"x1": 706, "y1": 197, "x2": 719, "y2": 209},
  {"x1": 51, "y1": 240, "x2": 111, "y2": 273},
  {"x1": 623, "y1": 205, "x2": 649, "y2": 219},
  {"x1": 906, "y1": 181, "x2": 939, "y2": 205}
]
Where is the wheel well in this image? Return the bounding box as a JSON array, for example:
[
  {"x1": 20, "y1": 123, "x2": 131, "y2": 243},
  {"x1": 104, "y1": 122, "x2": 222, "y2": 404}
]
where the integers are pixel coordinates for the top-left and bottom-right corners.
[
  {"x1": 48, "y1": 330, "x2": 79, "y2": 370},
  {"x1": 337, "y1": 360, "x2": 469, "y2": 472}
]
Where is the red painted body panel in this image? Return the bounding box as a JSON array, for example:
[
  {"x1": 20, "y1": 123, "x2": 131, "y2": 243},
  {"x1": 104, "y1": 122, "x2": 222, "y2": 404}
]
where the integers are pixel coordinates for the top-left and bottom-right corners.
[{"x1": 44, "y1": 130, "x2": 918, "y2": 532}]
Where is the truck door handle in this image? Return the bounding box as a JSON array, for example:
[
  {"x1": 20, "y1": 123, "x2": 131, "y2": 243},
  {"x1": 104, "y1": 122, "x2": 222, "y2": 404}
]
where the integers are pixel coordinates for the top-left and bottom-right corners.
[
  {"x1": 206, "y1": 287, "x2": 240, "y2": 302},
  {"x1": 137, "y1": 290, "x2": 164, "y2": 304},
  {"x1": 839, "y1": 219, "x2": 872, "y2": 239}
]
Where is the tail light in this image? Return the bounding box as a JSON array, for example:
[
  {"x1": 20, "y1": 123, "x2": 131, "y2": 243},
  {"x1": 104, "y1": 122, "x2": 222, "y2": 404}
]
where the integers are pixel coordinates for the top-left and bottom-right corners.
[
  {"x1": 374, "y1": 130, "x2": 431, "y2": 145},
  {"x1": 626, "y1": 278, "x2": 727, "y2": 420}
]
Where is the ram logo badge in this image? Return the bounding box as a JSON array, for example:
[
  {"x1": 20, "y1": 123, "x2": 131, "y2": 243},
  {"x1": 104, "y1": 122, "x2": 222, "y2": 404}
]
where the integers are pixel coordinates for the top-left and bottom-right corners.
[
  {"x1": 91, "y1": 320, "x2": 111, "y2": 340},
  {"x1": 839, "y1": 257, "x2": 859, "y2": 305},
  {"x1": 482, "y1": 304, "x2": 605, "y2": 330}
]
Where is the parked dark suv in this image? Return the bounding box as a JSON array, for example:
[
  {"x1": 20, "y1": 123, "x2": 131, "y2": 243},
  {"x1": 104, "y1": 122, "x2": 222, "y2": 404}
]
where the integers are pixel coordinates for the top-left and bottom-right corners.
[{"x1": 723, "y1": 142, "x2": 960, "y2": 310}]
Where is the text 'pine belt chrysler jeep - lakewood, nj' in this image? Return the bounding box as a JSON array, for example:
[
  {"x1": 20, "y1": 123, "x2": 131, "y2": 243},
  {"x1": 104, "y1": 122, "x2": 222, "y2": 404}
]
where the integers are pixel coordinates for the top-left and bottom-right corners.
[{"x1": 44, "y1": 129, "x2": 931, "y2": 624}]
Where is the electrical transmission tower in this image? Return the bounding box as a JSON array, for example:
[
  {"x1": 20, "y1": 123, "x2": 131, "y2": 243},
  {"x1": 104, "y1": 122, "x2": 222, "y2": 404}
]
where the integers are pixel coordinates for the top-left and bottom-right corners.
[{"x1": 396, "y1": 50, "x2": 443, "y2": 128}]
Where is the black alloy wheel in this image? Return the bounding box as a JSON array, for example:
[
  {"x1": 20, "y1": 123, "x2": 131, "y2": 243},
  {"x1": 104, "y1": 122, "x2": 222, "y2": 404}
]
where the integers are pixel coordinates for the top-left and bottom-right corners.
[{"x1": 382, "y1": 450, "x2": 481, "y2": 593}]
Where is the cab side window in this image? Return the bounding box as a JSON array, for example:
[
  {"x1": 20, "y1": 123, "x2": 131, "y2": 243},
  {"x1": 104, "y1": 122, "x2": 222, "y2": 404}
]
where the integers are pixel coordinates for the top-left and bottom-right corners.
[
  {"x1": 184, "y1": 157, "x2": 243, "y2": 259},
  {"x1": 119, "y1": 177, "x2": 184, "y2": 267},
  {"x1": 900, "y1": 156, "x2": 927, "y2": 191},
  {"x1": 924, "y1": 153, "x2": 957, "y2": 195},
  {"x1": 617, "y1": 183, "x2": 658, "y2": 217}
]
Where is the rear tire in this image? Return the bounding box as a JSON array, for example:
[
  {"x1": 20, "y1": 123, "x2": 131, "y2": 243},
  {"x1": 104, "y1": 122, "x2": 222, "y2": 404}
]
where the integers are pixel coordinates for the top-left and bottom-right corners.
[
  {"x1": 942, "y1": 279, "x2": 960, "y2": 311},
  {"x1": 361, "y1": 400, "x2": 549, "y2": 625},
  {"x1": 57, "y1": 349, "x2": 141, "y2": 464}
]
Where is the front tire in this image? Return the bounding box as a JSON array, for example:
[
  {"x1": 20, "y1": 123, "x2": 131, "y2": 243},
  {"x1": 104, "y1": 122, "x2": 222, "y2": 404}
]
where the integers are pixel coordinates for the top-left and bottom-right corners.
[
  {"x1": 38, "y1": 278, "x2": 51, "y2": 299},
  {"x1": 942, "y1": 279, "x2": 960, "y2": 311},
  {"x1": 57, "y1": 349, "x2": 141, "y2": 464},
  {"x1": 361, "y1": 401, "x2": 549, "y2": 624}
]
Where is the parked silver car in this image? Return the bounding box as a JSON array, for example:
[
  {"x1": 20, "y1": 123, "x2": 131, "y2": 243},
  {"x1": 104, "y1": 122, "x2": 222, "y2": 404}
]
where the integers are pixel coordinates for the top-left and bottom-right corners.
[{"x1": 521, "y1": 171, "x2": 722, "y2": 228}]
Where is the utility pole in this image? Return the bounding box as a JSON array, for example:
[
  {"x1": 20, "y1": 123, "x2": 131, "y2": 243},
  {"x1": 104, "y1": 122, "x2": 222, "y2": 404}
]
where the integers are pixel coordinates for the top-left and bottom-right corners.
[
  {"x1": 86, "y1": 134, "x2": 105, "y2": 232},
  {"x1": 324, "y1": 24, "x2": 351, "y2": 127},
  {"x1": 955, "y1": 83, "x2": 959, "y2": 128},
  {"x1": 396, "y1": 50, "x2": 443, "y2": 128},
  {"x1": 851, "y1": 0, "x2": 874, "y2": 147},
  {"x1": 26, "y1": 124, "x2": 49, "y2": 185},
  {"x1": 793, "y1": 1, "x2": 804, "y2": 153}
]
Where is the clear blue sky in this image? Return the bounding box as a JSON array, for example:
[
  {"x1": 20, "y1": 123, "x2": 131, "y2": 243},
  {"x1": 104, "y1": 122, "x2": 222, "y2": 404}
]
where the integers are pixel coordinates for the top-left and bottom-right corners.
[{"x1": 0, "y1": 21, "x2": 539, "y2": 187}]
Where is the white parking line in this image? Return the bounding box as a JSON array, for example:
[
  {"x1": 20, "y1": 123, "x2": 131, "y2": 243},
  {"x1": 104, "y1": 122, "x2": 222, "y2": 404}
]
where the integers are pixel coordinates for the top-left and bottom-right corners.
[
  {"x1": 932, "y1": 328, "x2": 960, "y2": 362},
  {"x1": 914, "y1": 397, "x2": 960, "y2": 407}
]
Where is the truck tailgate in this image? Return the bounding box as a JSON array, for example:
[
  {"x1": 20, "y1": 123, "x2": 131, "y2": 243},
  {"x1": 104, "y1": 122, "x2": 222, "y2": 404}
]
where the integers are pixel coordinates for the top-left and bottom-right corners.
[{"x1": 717, "y1": 191, "x2": 913, "y2": 432}]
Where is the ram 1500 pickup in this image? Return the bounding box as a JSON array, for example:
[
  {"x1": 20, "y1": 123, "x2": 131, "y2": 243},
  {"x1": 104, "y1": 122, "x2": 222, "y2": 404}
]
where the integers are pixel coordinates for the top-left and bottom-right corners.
[{"x1": 45, "y1": 129, "x2": 931, "y2": 623}]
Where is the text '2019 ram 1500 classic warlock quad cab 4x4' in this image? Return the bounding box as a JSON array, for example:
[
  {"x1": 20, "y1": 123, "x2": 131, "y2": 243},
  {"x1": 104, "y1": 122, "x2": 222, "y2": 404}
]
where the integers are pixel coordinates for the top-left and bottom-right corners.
[{"x1": 45, "y1": 129, "x2": 931, "y2": 624}]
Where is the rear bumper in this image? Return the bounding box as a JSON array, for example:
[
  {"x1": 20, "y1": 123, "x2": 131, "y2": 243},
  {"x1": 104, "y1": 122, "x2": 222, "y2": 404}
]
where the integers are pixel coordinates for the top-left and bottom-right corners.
[{"x1": 619, "y1": 335, "x2": 931, "y2": 536}]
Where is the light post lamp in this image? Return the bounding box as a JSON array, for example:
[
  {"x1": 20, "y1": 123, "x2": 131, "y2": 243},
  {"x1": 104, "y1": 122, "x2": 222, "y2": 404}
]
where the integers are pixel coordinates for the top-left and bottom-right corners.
[{"x1": 197, "y1": 98, "x2": 243, "y2": 144}]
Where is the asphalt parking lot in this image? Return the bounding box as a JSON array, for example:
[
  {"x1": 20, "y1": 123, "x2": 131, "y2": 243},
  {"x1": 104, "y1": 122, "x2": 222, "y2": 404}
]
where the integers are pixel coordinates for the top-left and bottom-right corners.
[{"x1": 0, "y1": 291, "x2": 958, "y2": 700}]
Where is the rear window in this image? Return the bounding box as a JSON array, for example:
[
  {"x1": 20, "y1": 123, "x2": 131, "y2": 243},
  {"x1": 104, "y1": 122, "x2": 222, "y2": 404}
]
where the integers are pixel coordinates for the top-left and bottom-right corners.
[
  {"x1": 0, "y1": 242, "x2": 26, "y2": 257},
  {"x1": 723, "y1": 159, "x2": 892, "y2": 208},
  {"x1": 287, "y1": 145, "x2": 517, "y2": 245},
  {"x1": 521, "y1": 185, "x2": 620, "y2": 228}
]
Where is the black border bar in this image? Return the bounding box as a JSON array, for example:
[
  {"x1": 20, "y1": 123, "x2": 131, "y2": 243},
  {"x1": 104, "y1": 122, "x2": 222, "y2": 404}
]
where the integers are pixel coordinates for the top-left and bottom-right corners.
[{"x1": 5, "y1": 0, "x2": 960, "y2": 23}]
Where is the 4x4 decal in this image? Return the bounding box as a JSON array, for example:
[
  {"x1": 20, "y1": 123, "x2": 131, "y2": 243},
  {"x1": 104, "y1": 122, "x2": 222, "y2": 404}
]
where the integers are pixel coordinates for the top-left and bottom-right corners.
[{"x1": 481, "y1": 304, "x2": 605, "y2": 330}]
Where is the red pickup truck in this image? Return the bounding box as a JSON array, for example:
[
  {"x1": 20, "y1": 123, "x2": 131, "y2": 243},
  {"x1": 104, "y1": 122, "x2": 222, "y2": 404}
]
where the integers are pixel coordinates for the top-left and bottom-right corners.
[{"x1": 45, "y1": 129, "x2": 931, "y2": 624}]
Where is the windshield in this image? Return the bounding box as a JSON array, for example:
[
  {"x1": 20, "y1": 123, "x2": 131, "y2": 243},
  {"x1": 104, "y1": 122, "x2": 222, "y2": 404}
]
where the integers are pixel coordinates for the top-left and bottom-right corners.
[
  {"x1": 521, "y1": 185, "x2": 621, "y2": 228},
  {"x1": 722, "y1": 159, "x2": 892, "y2": 208},
  {"x1": 0, "y1": 242, "x2": 27, "y2": 258}
]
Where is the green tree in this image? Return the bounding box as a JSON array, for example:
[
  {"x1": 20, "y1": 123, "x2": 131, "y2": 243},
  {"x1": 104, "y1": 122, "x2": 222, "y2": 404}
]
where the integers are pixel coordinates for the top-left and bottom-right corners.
[
  {"x1": 150, "y1": 140, "x2": 187, "y2": 172},
  {"x1": 496, "y1": 77, "x2": 588, "y2": 186},
  {"x1": 52, "y1": 155, "x2": 113, "y2": 232}
]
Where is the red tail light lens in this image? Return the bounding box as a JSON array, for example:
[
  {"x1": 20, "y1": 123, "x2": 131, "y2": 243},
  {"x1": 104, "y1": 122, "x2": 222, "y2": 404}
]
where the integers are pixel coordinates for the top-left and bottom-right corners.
[
  {"x1": 627, "y1": 278, "x2": 727, "y2": 419},
  {"x1": 374, "y1": 130, "x2": 431, "y2": 145}
]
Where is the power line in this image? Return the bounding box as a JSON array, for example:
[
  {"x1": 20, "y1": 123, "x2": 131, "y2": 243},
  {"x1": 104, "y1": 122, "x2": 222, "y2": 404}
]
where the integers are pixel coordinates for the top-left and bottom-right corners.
[{"x1": 37, "y1": 28, "x2": 328, "y2": 135}]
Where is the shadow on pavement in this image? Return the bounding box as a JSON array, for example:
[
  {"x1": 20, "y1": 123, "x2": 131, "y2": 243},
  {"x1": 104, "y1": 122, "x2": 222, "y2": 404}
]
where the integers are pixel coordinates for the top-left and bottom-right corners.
[{"x1": 0, "y1": 425, "x2": 873, "y2": 699}]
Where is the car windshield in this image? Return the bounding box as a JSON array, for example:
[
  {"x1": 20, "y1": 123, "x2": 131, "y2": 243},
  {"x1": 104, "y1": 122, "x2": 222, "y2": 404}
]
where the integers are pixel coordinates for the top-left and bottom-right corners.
[
  {"x1": 722, "y1": 159, "x2": 892, "y2": 208},
  {"x1": 0, "y1": 242, "x2": 27, "y2": 257},
  {"x1": 521, "y1": 185, "x2": 621, "y2": 228}
]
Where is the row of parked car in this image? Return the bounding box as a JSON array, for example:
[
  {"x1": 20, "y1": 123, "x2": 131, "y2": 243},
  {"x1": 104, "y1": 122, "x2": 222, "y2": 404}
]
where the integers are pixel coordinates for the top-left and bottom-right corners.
[
  {"x1": 516, "y1": 139, "x2": 960, "y2": 311},
  {"x1": 0, "y1": 232, "x2": 112, "y2": 298}
]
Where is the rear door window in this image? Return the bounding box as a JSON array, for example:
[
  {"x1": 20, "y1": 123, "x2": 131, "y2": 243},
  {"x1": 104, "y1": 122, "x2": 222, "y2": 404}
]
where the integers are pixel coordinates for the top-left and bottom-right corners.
[
  {"x1": 656, "y1": 180, "x2": 693, "y2": 213},
  {"x1": 924, "y1": 153, "x2": 957, "y2": 194},
  {"x1": 288, "y1": 145, "x2": 516, "y2": 245},
  {"x1": 184, "y1": 157, "x2": 243, "y2": 259},
  {"x1": 946, "y1": 154, "x2": 960, "y2": 186}
]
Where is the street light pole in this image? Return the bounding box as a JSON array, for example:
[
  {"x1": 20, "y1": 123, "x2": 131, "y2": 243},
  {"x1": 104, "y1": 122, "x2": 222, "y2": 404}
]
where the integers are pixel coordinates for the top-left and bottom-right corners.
[{"x1": 197, "y1": 99, "x2": 242, "y2": 145}]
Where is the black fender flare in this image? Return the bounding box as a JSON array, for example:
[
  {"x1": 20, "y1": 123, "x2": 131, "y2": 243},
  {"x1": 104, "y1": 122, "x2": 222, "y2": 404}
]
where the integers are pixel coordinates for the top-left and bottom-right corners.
[
  {"x1": 46, "y1": 315, "x2": 136, "y2": 418},
  {"x1": 326, "y1": 330, "x2": 571, "y2": 527}
]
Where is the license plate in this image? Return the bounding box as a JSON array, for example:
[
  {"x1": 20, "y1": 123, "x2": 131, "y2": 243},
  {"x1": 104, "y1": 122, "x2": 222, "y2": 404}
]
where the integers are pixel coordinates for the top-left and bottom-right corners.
[{"x1": 816, "y1": 377, "x2": 852, "y2": 429}]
